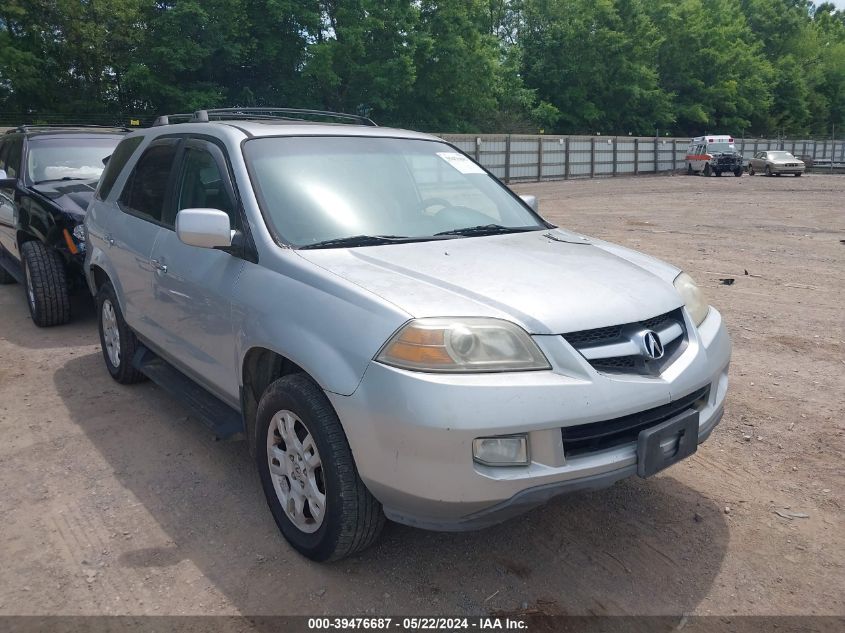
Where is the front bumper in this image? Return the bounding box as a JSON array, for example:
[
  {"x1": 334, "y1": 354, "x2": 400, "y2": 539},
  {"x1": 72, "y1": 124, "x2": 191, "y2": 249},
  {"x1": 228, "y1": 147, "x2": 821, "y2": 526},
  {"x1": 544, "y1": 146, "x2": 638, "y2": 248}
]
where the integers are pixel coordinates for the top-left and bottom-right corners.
[
  {"x1": 771, "y1": 164, "x2": 805, "y2": 174},
  {"x1": 328, "y1": 308, "x2": 731, "y2": 531}
]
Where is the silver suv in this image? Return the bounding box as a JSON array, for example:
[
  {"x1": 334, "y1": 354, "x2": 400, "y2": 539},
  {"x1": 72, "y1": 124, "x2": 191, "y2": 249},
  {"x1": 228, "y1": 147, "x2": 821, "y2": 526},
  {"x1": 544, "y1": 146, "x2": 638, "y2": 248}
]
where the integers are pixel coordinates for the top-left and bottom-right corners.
[{"x1": 84, "y1": 108, "x2": 731, "y2": 561}]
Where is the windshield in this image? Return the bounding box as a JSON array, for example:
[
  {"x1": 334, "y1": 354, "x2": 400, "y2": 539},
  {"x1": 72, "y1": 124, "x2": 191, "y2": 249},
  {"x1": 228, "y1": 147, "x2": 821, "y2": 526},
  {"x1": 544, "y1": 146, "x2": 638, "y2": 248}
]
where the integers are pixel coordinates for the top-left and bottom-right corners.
[
  {"x1": 768, "y1": 151, "x2": 795, "y2": 159},
  {"x1": 27, "y1": 136, "x2": 122, "y2": 184},
  {"x1": 243, "y1": 136, "x2": 546, "y2": 248},
  {"x1": 707, "y1": 142, "x2": 735, "y2": 153}
]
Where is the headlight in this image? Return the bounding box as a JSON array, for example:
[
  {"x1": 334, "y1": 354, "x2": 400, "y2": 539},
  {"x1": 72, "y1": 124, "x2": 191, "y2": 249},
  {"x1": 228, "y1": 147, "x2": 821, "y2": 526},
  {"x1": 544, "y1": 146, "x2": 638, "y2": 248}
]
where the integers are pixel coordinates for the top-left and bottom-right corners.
[
  {"x1": 674, "y1": 272, "x2": 709, "y2": 326},
  {"x1": 376, "y1": 317, "x2": 550, "y2": 373},
  {"x1": 72, "y1": 224, "x2": 86, "y2": 242}
]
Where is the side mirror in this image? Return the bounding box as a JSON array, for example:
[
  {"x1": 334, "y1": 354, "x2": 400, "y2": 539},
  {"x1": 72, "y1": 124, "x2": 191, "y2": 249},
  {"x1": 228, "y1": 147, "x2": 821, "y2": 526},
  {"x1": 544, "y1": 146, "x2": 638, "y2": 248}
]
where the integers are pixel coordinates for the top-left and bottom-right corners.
[
  {"x1": 519, "y1": 194, "x2": 539, "y2": 212},
  {"x1": 175, "y1": 208, "x2": 232, "y2": 249},
  {"x1": 0, "y1": 169, "x2": 14, "y2": 188}
]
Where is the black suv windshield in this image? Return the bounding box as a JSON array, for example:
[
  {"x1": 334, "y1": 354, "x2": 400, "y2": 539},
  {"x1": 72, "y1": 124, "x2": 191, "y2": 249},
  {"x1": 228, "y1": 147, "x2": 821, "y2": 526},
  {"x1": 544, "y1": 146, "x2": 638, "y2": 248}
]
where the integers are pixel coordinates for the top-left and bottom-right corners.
[
  {"x1": 28, "y1": 136, "x2": 122, "y2": 184},
  {"x1": 244, "y1": 136, "x2": 546, "y2": 248},
  {"x1": 707, "y1": 142, "x2": 735, "y2": 153}
]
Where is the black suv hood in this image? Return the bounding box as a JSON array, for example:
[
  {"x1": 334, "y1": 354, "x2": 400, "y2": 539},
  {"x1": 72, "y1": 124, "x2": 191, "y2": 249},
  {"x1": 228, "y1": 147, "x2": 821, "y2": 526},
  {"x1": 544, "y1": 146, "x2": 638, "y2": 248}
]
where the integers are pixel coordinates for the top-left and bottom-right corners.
[{"x1": 31, "y1": 180, "x2": 98, "y2": 217}]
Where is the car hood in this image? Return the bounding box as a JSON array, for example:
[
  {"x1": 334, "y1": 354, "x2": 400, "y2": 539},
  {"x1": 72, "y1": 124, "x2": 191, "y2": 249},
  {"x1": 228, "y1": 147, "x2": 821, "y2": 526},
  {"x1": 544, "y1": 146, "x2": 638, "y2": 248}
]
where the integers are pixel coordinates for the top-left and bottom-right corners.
[
  {"x1": 31, "y1": 180, "x2": 98, "y2": 217},
  {"x1": 296, "y1": 229, "x2": 683, "y2": 334}
]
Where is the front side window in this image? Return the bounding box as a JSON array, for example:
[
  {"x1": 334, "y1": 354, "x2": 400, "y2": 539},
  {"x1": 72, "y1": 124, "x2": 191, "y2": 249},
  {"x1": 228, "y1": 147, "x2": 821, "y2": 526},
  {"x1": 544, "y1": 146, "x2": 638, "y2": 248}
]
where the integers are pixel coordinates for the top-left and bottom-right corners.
[
  {"x1": 244, "y1": 136, "x2": 545, "y2": 248},
  {"x1": 175, "y1": 147, "x2": 239, "y2": 230},
  {"x1": 3, "y1": 137, "x2": 23, "y2": 179},
  {"x1": 27, "y1": 136, "x2": 121, "y2": 184},
  {"x1": 119, "y1": 141, "x2": 179, "y2": 225}
]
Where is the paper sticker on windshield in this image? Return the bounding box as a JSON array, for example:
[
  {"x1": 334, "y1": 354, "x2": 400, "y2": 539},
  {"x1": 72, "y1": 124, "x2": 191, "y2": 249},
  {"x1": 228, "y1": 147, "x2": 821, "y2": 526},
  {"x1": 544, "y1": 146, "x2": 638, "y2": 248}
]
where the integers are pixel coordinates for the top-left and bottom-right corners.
[{"x1": 436, "y1": 152, "x2": 485, "y2": 174}]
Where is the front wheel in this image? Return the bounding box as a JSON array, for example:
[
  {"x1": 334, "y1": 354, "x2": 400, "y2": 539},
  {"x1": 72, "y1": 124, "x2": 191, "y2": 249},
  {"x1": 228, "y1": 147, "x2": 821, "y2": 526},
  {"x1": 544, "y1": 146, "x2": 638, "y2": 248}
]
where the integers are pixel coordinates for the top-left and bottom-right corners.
[
  {"x1": 703, "y1": 164, "x2": 711, "y2": 177},
  {"x1": 256, "y1": 374, "x2": 384, "y2": 561},
  {"x1": 687, "y1": 163, "x2": 693, "y2": 175},
  {"x1": 795, "y1": 172, "x2": 802, "y2": 177},
  {"x1": 734, "y1": 167, "x2": 743, "y2": 177},
  {"x1": 21, "y1": 240, "x2": 70, "y2": 327}
]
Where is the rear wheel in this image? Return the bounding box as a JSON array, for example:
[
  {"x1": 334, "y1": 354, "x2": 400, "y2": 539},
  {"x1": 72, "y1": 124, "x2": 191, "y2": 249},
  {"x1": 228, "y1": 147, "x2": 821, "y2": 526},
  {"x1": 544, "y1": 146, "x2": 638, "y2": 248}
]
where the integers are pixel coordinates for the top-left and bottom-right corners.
[
  {"x1": 256, "y1": 374, "x2": 384, "y2": 561},
  {"x1": 687, "y1": 163, "x2": 693, "y2": 175},
  {"x1": 96, "y1": 281, "x2": 146, "y2": 384},
  {"x1": 765, "y1": 165, "x2": 772, "y2": 177},
  {"x1": 20, "y1": 240, "x2": 70, "y2": 327},
  {"x1": 703, "y1": 164, "x2": 711, "y2": 177},
  {"x1": 715, "y1": 170, "x2": 722, "y2": 177},
  {"x1": 794, "y1": 172, "x2": 802, "y2": 177},
  {"x1": 749, "y1": 165, "x2": 756, "y2": 175}
]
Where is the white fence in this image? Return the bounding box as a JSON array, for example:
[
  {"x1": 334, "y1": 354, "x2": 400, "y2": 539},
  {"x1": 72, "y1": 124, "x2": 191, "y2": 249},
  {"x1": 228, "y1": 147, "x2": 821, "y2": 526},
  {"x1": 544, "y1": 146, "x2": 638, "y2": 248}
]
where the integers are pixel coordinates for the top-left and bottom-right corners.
[{"x1": 439, "y1": 134, "x2": 845, "y2": 182}]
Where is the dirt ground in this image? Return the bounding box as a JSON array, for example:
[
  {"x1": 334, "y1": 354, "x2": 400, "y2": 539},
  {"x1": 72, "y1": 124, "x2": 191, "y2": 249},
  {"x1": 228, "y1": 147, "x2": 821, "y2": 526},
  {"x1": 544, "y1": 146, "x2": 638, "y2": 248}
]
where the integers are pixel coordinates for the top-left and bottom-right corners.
[{"x1": 0, "y1": 174, "x2": 842, "y2": 618}]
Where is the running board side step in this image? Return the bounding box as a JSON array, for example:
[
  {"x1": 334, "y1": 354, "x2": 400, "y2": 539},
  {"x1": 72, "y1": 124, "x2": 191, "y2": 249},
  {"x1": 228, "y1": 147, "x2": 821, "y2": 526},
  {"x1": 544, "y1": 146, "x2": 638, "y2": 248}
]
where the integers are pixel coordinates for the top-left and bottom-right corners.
[{"x1": 132, "y1": 346, "x2": 245, "y2": 441}]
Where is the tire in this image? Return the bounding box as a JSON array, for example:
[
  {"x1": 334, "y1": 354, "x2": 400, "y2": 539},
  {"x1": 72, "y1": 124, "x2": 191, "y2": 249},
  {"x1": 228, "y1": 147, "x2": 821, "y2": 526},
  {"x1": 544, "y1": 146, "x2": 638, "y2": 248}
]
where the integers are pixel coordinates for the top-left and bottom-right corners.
[
  {"x1": 749, "y1": 166, "x2": 755, "y2": 175},
  {"x1": 687, "y1": 163, "x2": 693, "y2": 175},
  {"x1": 703, "y1": 164, "x2": 711, "y2": 177},
  {"x1": 795, "y1": 173, "x2": 802, "y2": 177},
  {"x1": 765, "y1": 166, "x2": 772, "y2": 177},
  {"x1": 734, "y1": 168, "x2": 742, "y2": 177},
  {"x1": 20, "y1": 240, "x2": 70, "y2": 327},
  {"x1": 715, "y1": 170, "x2": 722, "y2": 177},
  {"x1": 0, "y1": 263, "x2": 15, "y2": 284},
  {"x1": 96, "y1": 281, "x2": 146, "y2": 384},
  {"x1": 256, "y1": 374, "x2": 385, "y2": 561}
]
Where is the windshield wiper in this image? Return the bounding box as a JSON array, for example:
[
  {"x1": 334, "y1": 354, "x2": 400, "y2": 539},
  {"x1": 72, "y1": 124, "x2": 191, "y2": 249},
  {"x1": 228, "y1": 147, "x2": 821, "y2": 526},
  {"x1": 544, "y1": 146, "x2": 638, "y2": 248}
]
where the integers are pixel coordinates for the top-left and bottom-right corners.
[
  {"x1": 433, "y1": 224, "x2": 542, "y2": 237},
  {"x1": 33, "y1": 177, "x2": 88, "y2": 185},
  {"x1": 299, "y1": 234, "x2": 457, "y2": 250}
]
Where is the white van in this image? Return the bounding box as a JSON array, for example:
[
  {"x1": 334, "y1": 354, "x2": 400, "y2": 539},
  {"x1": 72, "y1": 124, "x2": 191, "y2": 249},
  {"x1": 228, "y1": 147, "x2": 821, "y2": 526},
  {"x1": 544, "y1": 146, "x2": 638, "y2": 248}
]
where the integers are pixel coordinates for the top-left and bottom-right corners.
[{"x1": 686, "y1": 135, "x2": 743, "y2": 177}]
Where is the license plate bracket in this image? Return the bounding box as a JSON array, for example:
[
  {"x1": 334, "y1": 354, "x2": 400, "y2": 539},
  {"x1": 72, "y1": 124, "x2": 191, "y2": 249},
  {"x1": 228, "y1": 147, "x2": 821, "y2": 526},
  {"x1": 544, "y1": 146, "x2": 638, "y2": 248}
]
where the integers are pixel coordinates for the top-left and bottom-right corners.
[{"x1": 637, "y1": 409, "x2": 700, "y2": 478}]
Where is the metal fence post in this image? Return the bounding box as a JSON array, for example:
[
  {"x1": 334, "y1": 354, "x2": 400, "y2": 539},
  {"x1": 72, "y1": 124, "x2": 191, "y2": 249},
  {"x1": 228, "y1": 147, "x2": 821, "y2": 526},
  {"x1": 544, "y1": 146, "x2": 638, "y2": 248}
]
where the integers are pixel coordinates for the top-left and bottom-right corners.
[
  {"x1": 812, "y1": 140, "x2": 817, "y2": 162},
  {"x1": 612, "y1": 137, "x2": 618, "y2": 176},
  {"x1": 590, "y1": 138, "x2": 596, "y2": 177},
  {"x1": 653, "y1": 137, "x2": 658, "y2": 172},
  {"x1": 672, "y1": 139, "x2": 677, "y2": 172},
  {"x1": 564, "y1": 137, "x2": 570, "y2": 180},
  {"x1": 537, "y1": 136, "x2": 543, "y2": 182},
  {"x1": 504, "y1": 135, "x2": 511, "y2": 184},
  {"x1": 634, "y1": 138, "x2": 639, "y2": 175},
  {"x1": 474, "y1": 137, "x2": 480, "y2": 162}
]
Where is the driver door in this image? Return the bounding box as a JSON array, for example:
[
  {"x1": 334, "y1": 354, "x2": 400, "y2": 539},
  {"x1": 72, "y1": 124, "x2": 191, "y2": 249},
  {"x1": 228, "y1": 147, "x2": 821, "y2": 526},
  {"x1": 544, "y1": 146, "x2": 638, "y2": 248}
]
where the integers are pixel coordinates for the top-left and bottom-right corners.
[{"x1": 147, "y1": 138, "x2": 245, "y2": 404}]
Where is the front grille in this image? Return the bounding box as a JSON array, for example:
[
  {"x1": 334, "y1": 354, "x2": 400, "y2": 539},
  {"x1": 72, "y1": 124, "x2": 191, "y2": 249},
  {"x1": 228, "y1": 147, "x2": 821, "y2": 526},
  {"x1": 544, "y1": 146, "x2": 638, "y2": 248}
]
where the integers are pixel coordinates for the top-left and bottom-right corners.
[
  {"x1": 563, "y1": 308, "x2": 688, "y2": 375},
  {"x1": 561, "y1": 386, "x2": 709, "y2": 457}
]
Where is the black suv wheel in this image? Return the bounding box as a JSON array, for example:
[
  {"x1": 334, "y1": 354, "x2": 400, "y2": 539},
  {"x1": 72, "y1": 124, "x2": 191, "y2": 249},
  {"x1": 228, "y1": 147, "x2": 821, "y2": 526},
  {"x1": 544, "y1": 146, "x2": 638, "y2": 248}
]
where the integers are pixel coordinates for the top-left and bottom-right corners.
[{"x1": 20, "y1": 240, "x2": 70, "y2": 327}]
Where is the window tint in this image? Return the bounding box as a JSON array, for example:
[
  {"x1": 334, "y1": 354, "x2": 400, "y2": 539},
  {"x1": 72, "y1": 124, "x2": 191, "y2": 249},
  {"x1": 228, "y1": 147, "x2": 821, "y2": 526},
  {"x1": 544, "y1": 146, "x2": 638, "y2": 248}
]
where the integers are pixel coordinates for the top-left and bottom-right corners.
[
  {"x1": 97, "y1": 136, "x2": 143, "y2": 200},
  {"x1": 175, "y1": 147, "x2": 239, "y2": 230},
  {"x1": 5, "y1": 138, "x2": 22, "y2": 178},
  {"x1": 119, "y1": 141, "x2": 179, "y2": 225}
]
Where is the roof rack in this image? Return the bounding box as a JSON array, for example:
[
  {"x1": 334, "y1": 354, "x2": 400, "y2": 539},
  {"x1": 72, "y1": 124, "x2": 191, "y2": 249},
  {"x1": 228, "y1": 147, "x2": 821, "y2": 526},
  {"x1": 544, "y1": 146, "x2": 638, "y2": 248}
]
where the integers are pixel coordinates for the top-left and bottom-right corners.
[
  {"x1": 5, "y1": 124, "x2": 133, "y2": 134},
  {"x1": 152, "y1": 107, "x2": 377, "y2": 127}
]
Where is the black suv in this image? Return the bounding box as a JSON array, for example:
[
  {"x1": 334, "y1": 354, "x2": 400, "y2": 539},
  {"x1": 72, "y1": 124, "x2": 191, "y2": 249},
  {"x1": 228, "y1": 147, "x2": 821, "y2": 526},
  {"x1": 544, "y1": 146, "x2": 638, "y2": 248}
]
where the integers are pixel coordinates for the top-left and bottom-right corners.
[{"x1": 0, "y1": 126, "x2": 126, "y2": 326}]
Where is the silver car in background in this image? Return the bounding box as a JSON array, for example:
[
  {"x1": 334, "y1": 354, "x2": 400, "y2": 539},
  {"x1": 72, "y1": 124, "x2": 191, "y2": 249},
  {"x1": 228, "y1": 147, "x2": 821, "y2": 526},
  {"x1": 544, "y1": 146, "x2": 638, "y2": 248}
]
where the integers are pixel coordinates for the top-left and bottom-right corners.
[
  {"x1": 748, "y1": 150, "x2": 806, "y2": 176},
  {"x1": 84, "y1": 108, "x2": 731, "y2": 561}
]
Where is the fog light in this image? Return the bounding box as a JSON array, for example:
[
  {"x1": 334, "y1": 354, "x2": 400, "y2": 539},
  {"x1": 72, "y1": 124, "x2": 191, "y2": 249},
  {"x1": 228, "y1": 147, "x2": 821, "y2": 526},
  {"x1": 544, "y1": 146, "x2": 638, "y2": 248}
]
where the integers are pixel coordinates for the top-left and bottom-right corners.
[{"x1": 472, "y1": 435, "x2": 529, "y2": 466}]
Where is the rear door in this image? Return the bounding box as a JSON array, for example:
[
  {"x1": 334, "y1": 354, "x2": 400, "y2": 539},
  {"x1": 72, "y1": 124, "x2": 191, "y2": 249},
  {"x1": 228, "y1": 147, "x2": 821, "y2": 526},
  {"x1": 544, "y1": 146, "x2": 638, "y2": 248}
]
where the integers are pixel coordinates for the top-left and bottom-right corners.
[
  {"x1": 146, "y1": 138, "x2": 245, "y2": 403},
  {"x1": 111, "y1": 137, "x2": 181, "y2": 340}
]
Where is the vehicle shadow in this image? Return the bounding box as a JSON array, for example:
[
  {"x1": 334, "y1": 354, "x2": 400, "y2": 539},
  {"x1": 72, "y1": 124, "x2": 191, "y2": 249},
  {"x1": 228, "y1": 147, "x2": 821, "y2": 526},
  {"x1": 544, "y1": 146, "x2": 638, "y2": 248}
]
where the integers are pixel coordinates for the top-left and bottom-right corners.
[
  {"x1": 0, "y1": 285, "x2": 96, "y2": 350},
  {"x1": 54, "y1": 352, "x2": 729, "y2": 617}
]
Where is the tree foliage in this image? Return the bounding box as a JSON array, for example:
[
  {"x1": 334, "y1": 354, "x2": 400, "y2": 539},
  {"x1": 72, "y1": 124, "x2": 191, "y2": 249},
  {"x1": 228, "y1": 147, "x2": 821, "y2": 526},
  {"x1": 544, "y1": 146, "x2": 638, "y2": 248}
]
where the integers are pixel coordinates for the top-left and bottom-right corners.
[{"x1": 1, "y1": 0, "x2": 844, "y2": 135}]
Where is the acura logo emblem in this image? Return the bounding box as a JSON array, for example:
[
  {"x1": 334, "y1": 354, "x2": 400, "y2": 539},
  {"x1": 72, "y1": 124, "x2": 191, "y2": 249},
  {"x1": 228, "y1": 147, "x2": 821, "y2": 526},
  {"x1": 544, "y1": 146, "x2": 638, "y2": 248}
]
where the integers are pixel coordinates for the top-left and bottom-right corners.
[{"x1": 640, "y1": 330, "x2": 664, "y2": 360}]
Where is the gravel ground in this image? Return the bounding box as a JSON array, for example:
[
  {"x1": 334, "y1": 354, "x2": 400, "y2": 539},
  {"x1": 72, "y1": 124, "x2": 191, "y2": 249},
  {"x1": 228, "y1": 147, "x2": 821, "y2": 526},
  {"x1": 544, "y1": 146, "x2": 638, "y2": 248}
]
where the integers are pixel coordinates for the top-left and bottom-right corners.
[{"x1": 0, "y1": 174, "x2": 842, "y2": 618}]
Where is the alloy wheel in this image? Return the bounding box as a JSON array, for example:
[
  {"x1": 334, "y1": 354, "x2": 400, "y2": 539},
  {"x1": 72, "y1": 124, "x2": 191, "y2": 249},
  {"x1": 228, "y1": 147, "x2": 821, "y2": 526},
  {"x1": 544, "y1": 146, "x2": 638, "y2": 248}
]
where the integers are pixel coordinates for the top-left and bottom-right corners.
[
  {"x1": 267, "y1": 409, "x2": 326, "y2": 533},
  {"x1": 101, "y1": 299, "x2": 121, "y2": 367}
]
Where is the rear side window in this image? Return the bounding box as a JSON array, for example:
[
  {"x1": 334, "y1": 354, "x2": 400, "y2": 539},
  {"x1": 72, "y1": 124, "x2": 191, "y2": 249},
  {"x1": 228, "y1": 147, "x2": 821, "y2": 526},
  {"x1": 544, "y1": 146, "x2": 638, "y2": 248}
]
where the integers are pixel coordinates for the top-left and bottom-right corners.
[
  {"x1": 97, "y1": 136, "x2": 143, "y2": 200},
  {"x1": 118, "y1": 140, "x2": 179, "y2": 225}
]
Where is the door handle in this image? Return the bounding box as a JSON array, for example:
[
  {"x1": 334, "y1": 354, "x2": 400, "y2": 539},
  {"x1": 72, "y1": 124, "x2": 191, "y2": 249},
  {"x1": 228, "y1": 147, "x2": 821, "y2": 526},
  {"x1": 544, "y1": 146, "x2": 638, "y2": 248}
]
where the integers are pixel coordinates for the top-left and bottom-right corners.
[
  {"x1": 151, "y1": 259, "x2": 167, "y2": 274},
  {"x1": 105, "y1": 233, "x2": 115, "y2": 247}
]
